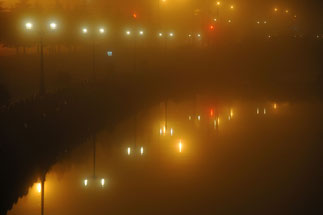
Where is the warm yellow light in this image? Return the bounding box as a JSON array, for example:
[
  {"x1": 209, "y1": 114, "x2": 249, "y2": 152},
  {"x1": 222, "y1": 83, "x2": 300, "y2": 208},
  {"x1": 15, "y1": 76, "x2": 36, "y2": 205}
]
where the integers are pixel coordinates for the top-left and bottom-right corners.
[
  {"x1": 101, "y1": 178, "x2": 105, "y2": 187},
  {"x1": 99, "y1": 28, "x2": 105, "y2": 34},
  {"x1": 139, "y1": 30, "x2": 144, "y2": 35},
  {"x1": 160, "y1": 128, "x2": 163, "y2": 135},
  {"x1": 214, "y1": 119, "x2": 217, "y2": 128},
  {"x1": 163, "y1": 126, "x2": 166, "y2": 134},
  {"x1": 188, "y1": 34, "x2": 192, "y2": 38},
  {"x1": 230, "y1": 109, "x2": 234, "y2": 118},
  {"x1": 179, "y1": 140, "x2": 182, "y2": 152},
  {"x1": 257, "y1": 108, "x2": 260, "y2": 114},
  {"x1": 274, "y1": 8, "x2": 278, "y2": 12},
  {"x1": 285, "y1": 9, "x2": 289, "y2": 13},
  {"x1": 25, "y1": 22, "x2": 33, "y2": 30},
  {"x1": 264, "y1": 21, "x2": 267, "y2": 24},
  {"x1": 170, "y1": 128, "x2": 174, "y2": 136},
  {"x1": 228, "y1": 19, "x2": 232, "y2": 23},
  {"x1": 197, "y1": 34, "x2": 201, "y2": 37},
  {"x1": 82, "y1": 28, "x2": 88, "y2": 34},
  {"x1": 49, "y1": 22, "x2": 57, "y2": 30},
  {"x1": 158, "y1": 32, "x2": 163, "y2": 37},
  {"x1": 257, "y1": 21, "x2": 260, "y2": 24},
  {"x1": 197, "y1": 115, "x2": 201, "y2": 121},
  {"x1": 169, "y1": 32, "x2": 174, "y2": 37},
  {"x1": 264, "y1": 108, "x2": 267, "y2": 114},
  {"x1": 126, "y1": 30, "x2": 131, "y2": 35},
  {"x1": 127, "y1": 147, "x2": 131, "y2": 155},
  {"x1": 230, "y1": 5, "x2": 234, "y2": 9},
  {"x1": 37, "y1": 183, "x2": 41, "y2": 193},
  {"x1": 140, "y1": 146, "x2": 144, "y2": 155},
  {"x1": 84, "y1": 179, "x2": 88, "y2": 186},
  {"x1": 274, "y1": 103, "x2": 277, "y2": 109},
  {"x1": 214, "y1": 18, "x2": 217, "y2": 22},
  {"x1": 216, "y1": 1, "x2": 221, "y2": 6}
]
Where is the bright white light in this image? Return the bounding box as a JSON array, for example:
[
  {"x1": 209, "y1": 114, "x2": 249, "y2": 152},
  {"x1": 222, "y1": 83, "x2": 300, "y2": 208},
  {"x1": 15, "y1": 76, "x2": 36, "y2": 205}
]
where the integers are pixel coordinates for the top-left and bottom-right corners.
[
  {"x1": 139, "y1": 30, "x2": 144, "y2": 35},
  {"x1": 101, "y1": 178, "x2": 105, "y2": 187},
  {"x1": 158, "y1": 32, "x2": 163, "y2": 37},
  {"x1": 179, "y1": 140, "x2": 182, "y2": 152},
  {"x1": 214, "y1": 18, "x2": 217, "y2": 22},
  {"x1": 170, "y1": 128, "x2": 174, "y2": 136},
  {"x1": 37, "y1": 183, "x2": 41, "y2": 193},
  {"x1": 84, "y1": 179, "x2": 88, "y2": 186},
  {"x1": 25, "y1": 22, "x2": 33, "y2": 30},
  {"x1": 160, "y1": 128, "x2": 163, "y2": 135},
  {"x1": 127, "y1": 147, "x2": 131, "y2": 155},
  {"x1": 197, "y1": 115, "x2": 201, "y2": 121},
  {"x1": 169, "y1": 32, "x2": 174, "y2": 37},
  {"x1": 126, "y1": 31, "x2": 131, "y2": 35},
  {"x1": 82, "y1": 28, "x2": 88, "y2": 34},
  {"x1": 99, "y1": 28, "x2": 105, "y2": 34},
  {"x1": 163, "y1": 126, "x2": 166, "y2": 134},
  {"x1": 197, "y1": 34, "x2": 201, "y2": 37},
  {"x1": 49, "y1": 22, "x2": 57, "y2": 30},
  {"x1": 140, "y1": 146, "x2": 144, "y2": 155}
]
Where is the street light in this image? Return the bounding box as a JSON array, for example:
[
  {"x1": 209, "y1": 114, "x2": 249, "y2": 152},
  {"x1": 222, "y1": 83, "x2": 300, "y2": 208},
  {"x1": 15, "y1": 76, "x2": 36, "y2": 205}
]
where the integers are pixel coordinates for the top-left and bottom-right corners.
[
  {"x1": 99, "y1": 27, "x2": 105, "y2": 34},
  {"x1": 139, "y1": 30, "x2": 144, "y2": 35},
  {"x1": 49, "y1": 22, "x2": 57, "y2": 30},
  {"x1": 25, "y1": 22, "x2": 33, "y2": 30},
  {"x1": 24, "y1": 19, "x2": 58, "y2": 95},
  {"x1": 81, "y1": 26, "x2": 106, "y2": 81},
  {"x1": 126, "y1": 30, "x2": 131, "y2": 35}
]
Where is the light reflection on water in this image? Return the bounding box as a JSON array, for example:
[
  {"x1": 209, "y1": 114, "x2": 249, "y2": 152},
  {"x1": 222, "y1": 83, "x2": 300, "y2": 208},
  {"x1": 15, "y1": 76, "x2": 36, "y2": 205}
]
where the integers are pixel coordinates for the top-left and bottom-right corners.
[{"x1": 7, "y1": 100, "x2": 322, "y2": 215}]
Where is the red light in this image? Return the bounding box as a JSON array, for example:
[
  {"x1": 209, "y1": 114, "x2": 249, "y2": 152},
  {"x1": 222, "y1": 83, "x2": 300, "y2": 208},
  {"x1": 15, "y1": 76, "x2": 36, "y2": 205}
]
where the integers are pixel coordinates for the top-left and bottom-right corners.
[
  {"x1": 209, "y1": 25, "x2": 215, "y2": 30},
  {"x1": 210, "y1": 109, "x2": 214, "y2": 117},
  {"x1": 133, "y1": 13, "x2": 137, "y2": 19}
]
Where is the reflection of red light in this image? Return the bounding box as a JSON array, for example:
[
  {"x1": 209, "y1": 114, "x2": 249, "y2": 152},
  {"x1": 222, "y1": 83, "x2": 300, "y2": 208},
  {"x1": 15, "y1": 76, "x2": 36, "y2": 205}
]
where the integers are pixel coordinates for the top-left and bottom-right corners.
[
  {"x1": 133, "y1": 13, "x2": 137, "y2": 18},
  {"x1": 210, "y1": 25, "x2": 215, "y2": 30},
  {"x1": 210, "y1": 109, "x2": 214, "y2": 117}
]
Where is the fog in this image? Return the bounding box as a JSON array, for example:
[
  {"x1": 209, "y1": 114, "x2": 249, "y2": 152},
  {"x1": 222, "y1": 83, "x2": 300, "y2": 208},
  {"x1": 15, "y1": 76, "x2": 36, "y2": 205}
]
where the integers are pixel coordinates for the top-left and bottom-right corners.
[{"x1": 0, "y1": 0, "x2": 322, "y2": 215}]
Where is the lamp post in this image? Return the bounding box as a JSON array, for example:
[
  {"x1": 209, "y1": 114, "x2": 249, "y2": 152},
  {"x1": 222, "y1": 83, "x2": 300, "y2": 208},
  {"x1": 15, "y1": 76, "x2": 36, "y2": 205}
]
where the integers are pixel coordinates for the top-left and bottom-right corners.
[
  {"x1": 81, "y1": 26, "x2": 106, "y2": 81},
  {"x1": 24, "y1": 20, "x2": 57, "y2": 95}
]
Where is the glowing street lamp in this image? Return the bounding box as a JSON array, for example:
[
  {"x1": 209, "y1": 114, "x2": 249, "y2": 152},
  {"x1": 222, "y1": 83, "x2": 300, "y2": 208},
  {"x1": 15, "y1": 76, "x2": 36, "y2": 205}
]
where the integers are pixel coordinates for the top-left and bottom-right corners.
[
  {"x1": 37, "y1": 182, "x2": 42, "y2": 193},
  {"x1": 216, "y1": 1, "x2": 221, "y2": 6},
  {"x1": 24, "y1": 20, "x2": 58, "y2": 95},
  {"x1": 274, "y1": 8, "x2": 278, "y2": 12},
  {"x1": 99, "y1": 28, "x2": 105, "y2": 34},
  {"x1": 49, "y1": 22, "x2": 57, "y2": 30},
  {"x1": 230, "y1": 5, "x2": 234, "y2": 9},
  {"x1": 140, "y1": 146, "x2": 144, "y2": 155},
  {"x1": 126, "y1": 30, "x2": 131, "y2": 35},
  {"x1": 139, "y1": 30, "x2": 144, "y2": 35},
  {"x1": 178, "y1": 140, "x2": 182, "y2": 152},
  {"x1": 169, "y1": 32, "x2": 174, "y2": 37},
  {"x1": 84, "y1": 179, "x2": 88, "y2": 186},
  {"x1": 101, "y1": 178, "x2": 105, "y2": 187},
  {"x1": 158, "y1": 32, "x2": 163, "y2": 37},
  {"x1": 82, "y1": 28, "x2": 88, "y2": 34},
  {"x1": 25, "y1": 22, "x2": 33, "y2": 30},
  {"x1": 127, "y1": 147, "x2": 131, "y2": 155}
]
